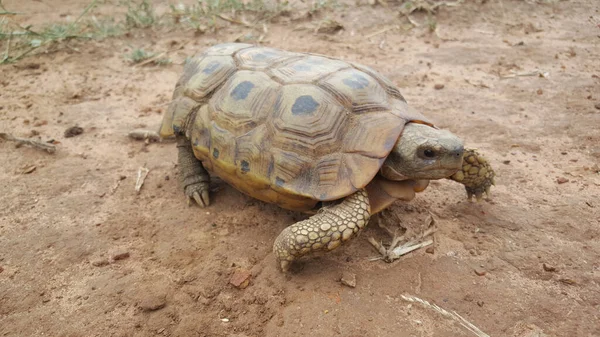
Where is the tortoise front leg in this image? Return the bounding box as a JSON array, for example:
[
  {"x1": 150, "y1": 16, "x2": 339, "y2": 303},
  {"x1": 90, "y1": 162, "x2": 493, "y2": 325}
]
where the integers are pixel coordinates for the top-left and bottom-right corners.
[
  {"x1": 177, "y1": 135, "x2": 211, "y2": 207},
  {"x1": 449, "y1": 149, "x2": 496, "y2": 201},
  {"x1": 273, "y1": 190, "x2": 370, "y2": 272}
]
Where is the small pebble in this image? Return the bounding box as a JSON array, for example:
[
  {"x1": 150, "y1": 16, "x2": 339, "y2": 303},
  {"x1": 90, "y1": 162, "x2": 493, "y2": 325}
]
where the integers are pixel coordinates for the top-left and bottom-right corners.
[
  {"x1": 477, "y1": 300, "x2": 484, "y2": 307},
  {"x1": 0, "y1": 266, "x2": 3, "y2": 273},
  {"x1": 91, "y1": 259, "x2": 109, "y2": 267},
  {"x1": 595, "y1": 103, "x2": 600, "y2": 110},
  {"x1": 434, "y1": 84, "x2": 445, "y2": 90},
  {"x1": 502, "y1": 160, "x2": 511, "y2": 165},
  {"x1": 425, "y1": 247, "x2": 434, "y2": 254},
  {"x1": 536, "y1": 89, "x2": 543, "y2": 95},
  {"x1": 543, "y1": 263, "x2": 557, "y2": 272},
  {"x1": 112, "y1": 251, "x2": 130, "y2": 261},
  {"x1": 140, "y1": 294, "x2": 167, "y2": 311},
  {"x1": 229, "y1": 268, "x2": 252, "y2": 289},
  {"x1": 556, "y1": 177, "x2": 569, "y2": 184},
  {"x1": 474, "y1": 267, "x2": 487, "y2": 276},
  {"x1": 64, "y1": 126, "x2": 84, "y2": 138},
  {"x1": 340, "y1": 271, "x2": 356, "y2": 288}
]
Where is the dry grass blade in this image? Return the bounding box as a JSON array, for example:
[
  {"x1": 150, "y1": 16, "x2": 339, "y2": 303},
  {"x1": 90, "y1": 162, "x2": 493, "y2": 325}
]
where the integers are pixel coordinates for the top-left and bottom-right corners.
[
  {"x1": 0, "y1": 133, "x2": 56, "y2": 153},
  {"x1": 135, "y1": 167, "x2": 150, "y2": 193},
  {"x1": 400, "y1": 294, "x2": 490, "y2": 337}
]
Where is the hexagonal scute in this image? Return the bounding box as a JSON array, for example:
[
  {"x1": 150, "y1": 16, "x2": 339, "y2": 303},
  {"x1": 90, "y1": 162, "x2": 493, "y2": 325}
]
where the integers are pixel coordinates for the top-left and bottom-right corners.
[
  {"x1": 184, "y1": 55, "x2": 237, "y2": 101},
  {"x1": 205, "y1": 43, "x2": 253, "y2": 56},
  {"x1": 235, "y1": 47, "x2": 297, "y2": 71},
  {"x1": 159, "y1": 95, "x2": 200, "y2": 138},
  {"x1": 233, "y1": 125, "x2": 273, "y2": 186},
  {"x1": 342, "y1": 112, "x2": 405, "y2": 159},
  {"x1": 207, "y1": 120, "x2": 237, "y2": 173},
  {"x1": 210, "y1": 71, "x2": 281, "y2": 137},
  {"x1": 269, "y1": 55, "x2": 350, "y2": 84},
  {"x1": 350, "y1": 62, "x2": 406, "y2": 102},
  {"x1": 271, "y1": 84, "x2": 348, "y2": 154},
  {"x1": 270, "y1": 148, "x2": 313, "y2": 197},
  {"x1": 318, "y1": 68, "x2": 390, "y2": 114},
  {"x1": 189, "y1": 104, "x2": 212, "y2": 159}
]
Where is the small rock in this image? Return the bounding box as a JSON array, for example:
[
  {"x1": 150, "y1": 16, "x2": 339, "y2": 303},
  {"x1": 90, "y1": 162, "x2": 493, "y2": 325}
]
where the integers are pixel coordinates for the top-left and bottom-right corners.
[
  {"x1": 502, "y1": 160, "x2": 511, "y2": 165},
  {"x1": 434, "y1": 83, "x2": 445, "y2": 90},
  {"x1": 595, "y1": 103, "x2": 600, "y2": 110},
  {"x1": 425, "y1": 247, "x2": 434, "y2": 254},
  {"x1": 112, "y1": 251, "x2": 130, "y2": 261},
  {"x1": 64, "y1": 126, "x2": 84, "y2": 138},
  {"x1": 536, "y1": 89, "x2": 543, "y2": 95},
  {"x1": 542, "y1": 263, "x2": 557, "y2": 272},
  {"x1": 229, "y1": 268, "x2": 252, "y2": 289},
  {"x1": 140, "y1": 294, "x2": 167, "y2": 311},
  {"x1": 0, "y1": 266, "x2": 3, "y2": 273},
  {"x1": 477, "y1": 300, "x2": 484, "y2": 307},
  {"x1": 340, "y1": 271, "x2": 356, "y2": 288},
  {"x1": 91, "y1": 259, "x2": 109, "y2": 267},
  {"x1": 474, "y1": 267, "x2": 487, "y2": 276},
  {"x1": 33, "y1": 120, "x2": 48, "y2": 127},
  {"x1": 556, "y1": 177, "x2": 569, "y2": 184}
]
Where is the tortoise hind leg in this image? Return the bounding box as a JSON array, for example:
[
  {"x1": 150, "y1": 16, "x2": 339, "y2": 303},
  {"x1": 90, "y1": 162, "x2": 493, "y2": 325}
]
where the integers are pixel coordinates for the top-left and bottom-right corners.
[
  {"x1": 273, "y1": 190, "x2": 371, "y2": 272},
  {"x1": 177, "y1": 135, "x2": 210, "y2": 207}
]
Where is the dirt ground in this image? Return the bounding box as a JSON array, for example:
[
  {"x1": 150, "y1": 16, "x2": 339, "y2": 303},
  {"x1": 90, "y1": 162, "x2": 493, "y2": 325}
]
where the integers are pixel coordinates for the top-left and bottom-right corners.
[{"x1": 1, "y1": 0, "x2": 599, "y2": 336}]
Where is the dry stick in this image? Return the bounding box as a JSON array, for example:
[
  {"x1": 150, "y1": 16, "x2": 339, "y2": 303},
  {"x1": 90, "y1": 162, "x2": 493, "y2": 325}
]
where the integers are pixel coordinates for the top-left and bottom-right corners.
[
  {"x1": 400, "y1": 294, "x2": 491, "y2": 337},
  {"x1": 134, "y1": 42, "x2": 188, "y2": 68},
  {"x1": 499, "y1": 70, "x2": 549, "y2": 79},
  {"x1": 0, "y1": 133, "x2": 56, "y2": 153},
  {"x1": 218, "y1": 14, "x2": 252, "y2": 27},
  {"x1": 135, "y1": 167, "x2": 150, "y2": 193},
  {"x1": 365, "y1": 25, "x2": 398, "y2": 39}
]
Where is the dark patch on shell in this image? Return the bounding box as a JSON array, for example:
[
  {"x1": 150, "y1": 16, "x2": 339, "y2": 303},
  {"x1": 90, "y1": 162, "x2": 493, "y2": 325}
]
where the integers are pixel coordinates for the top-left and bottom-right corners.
[
  {"x1": 212, "y1": 148, "x2": 220, "y2": 159},
  {"x1": 275, "y1": 177, "x2": 285, "y2": 187},
  {"x1": 241, "y1": 160, "x2": 250, "y2": 173},
  {"x1": 202, "y1": 61, "x2": 221, "y2": 74},
  {"x1": 343, "y1": 73, "x2": 370, "y2": 89},
  {"x1": 230, "y1": 81, "x2": 255, "y2": 101},
  {"x1": 291, "y1": 95, "x2": 320, "y2": 115},
  {"x1": 292, "y1": 64, "x2": 311, "y2": 72}
]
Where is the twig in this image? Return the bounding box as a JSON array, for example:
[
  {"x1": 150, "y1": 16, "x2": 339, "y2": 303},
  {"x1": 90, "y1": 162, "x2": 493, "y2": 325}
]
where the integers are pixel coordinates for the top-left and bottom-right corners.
[
  {"x1": 133, "y1": 42, "x2": 188, "y2": 68},
  {"x1": 0, "y1": 133, "x2": 56, "y2": 153},
  {"x1": 218, "y1": 14, "x2": 252, "y2": 27},
  {"x1": 135, "y1": 167, "x2": 150, "y2": 193},
  {"x1": 400, "y1": 294, "x2": 490, "y2": 337},
  {"x1": 499, "y1": 70, "x2": 549, "y2": 79},
  {"x1": 134, "y1": 51, "x2": 166, "y2": 67},
  {"x1": 365, "y1": 25, "x2": 398, "y2": 39}
]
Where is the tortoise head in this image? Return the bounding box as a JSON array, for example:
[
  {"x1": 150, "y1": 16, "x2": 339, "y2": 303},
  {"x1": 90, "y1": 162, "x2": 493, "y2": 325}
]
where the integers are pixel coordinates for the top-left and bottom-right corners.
[{"x1": 381, "y1": 122, "x2": 464, "y2": 181}]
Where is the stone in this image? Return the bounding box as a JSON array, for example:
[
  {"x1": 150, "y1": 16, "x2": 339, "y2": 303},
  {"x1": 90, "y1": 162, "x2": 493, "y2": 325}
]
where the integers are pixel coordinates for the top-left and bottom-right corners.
[{"x1": 340, "y1": 271, "x2": 356, "y2": 288}]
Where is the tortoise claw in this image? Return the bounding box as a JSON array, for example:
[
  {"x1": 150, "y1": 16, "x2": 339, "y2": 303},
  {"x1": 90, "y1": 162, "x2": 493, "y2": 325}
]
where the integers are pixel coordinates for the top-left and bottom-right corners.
[{"x1": 189, "y1": 189, "x2": 210, "y2": 207}]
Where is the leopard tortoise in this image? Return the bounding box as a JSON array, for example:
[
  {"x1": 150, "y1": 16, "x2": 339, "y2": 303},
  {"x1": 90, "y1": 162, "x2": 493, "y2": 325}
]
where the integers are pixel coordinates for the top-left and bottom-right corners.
[{"x1": 159, "y1": 43, "x2": 495, "y2": 272}]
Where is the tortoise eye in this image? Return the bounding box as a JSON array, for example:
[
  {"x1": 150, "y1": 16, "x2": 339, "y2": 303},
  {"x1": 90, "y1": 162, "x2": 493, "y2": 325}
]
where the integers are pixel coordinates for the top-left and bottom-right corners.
[{"x1": 423, "y1": 149, "x2": 436, "y2": 158}]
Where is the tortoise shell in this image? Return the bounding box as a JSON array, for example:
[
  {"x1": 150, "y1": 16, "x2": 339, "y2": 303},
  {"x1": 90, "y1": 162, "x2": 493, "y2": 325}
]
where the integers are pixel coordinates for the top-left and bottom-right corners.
[{"x1": 160, "y1": 43, "x2": 433, "y2": 211}]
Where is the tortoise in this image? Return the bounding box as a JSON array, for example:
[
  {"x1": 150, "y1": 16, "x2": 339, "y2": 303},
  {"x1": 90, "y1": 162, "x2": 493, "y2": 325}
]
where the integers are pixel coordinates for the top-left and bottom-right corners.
[{"x1": 159, "y1": 43, "x2": 495, "y2": 272}]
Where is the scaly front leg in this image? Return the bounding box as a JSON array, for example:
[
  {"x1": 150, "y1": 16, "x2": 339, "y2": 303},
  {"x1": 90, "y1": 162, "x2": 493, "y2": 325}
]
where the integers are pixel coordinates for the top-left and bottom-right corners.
[
  {"x1": 449, "y1": 149, "x2": 496, "y2": 201},
  {"x1": 273, "y1": 190, "x2": 371, "y2": 272}
]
